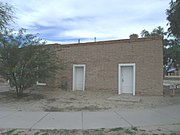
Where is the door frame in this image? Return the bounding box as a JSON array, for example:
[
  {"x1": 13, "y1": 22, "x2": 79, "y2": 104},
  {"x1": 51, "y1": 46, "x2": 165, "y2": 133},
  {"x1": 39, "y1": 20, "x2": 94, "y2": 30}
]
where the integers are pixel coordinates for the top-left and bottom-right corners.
[
  {"x1": 118, "y1": 63, "x2": 136, "y2": 95},
  {"x1": 73, "y1": 64, "x2": 86, "y2": 91}
]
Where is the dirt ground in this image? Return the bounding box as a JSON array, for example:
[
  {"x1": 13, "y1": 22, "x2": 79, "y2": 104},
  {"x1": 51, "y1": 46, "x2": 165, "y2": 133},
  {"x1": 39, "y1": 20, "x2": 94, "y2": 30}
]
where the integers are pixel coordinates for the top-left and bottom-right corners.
[{"x1": 0, "y1": 80, "x2": 180, "y2": 112}]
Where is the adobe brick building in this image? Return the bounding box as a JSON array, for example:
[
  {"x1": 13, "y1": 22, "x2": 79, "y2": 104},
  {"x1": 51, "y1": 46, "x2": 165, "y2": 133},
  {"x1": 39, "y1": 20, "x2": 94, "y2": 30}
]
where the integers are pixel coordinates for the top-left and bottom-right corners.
[{"x1": 48, "y1": 36, "x2": 163, "y2": 96}]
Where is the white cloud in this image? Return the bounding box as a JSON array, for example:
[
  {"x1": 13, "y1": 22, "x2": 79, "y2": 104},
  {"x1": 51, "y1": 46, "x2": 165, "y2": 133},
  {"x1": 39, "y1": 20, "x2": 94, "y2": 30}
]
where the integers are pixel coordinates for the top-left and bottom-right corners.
[{"x1": 3, "y1": 0, "x2": 170, "y2": 43}]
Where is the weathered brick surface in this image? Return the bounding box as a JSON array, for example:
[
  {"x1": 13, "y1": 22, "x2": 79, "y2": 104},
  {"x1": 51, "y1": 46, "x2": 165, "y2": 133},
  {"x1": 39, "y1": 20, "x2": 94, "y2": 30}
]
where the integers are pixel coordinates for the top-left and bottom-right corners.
[{"x1": 48, "y1": 36, "x2": 163, "y2": 95}]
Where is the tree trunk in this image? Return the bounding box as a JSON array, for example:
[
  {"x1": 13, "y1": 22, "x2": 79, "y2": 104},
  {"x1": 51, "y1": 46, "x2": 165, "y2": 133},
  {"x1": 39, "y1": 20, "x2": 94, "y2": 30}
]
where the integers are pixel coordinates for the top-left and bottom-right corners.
[
  {"x1": 15, "y1": 86, "x2": 19, "y2": 97},
  {"x1": 15, "y1": 86, "x2": 24, "y2": 97},
  {"x1": 19, "y1": 88, "x2": 23, "y2": 96}
]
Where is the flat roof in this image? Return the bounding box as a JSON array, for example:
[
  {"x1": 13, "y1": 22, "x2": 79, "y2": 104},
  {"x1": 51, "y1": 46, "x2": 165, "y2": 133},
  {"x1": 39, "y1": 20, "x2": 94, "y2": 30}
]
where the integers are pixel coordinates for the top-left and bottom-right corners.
[{"x1": 47, "y1": 36, "x2": 163, "y2": 47}]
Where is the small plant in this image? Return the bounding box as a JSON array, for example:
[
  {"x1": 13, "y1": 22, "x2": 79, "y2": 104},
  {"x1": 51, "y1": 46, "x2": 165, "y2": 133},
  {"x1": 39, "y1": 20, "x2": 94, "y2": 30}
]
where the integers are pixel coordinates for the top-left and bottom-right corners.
[
  {"x1": 131, "y1": 126, "x2": 138, "y2": 131},
  {"x1": 99, "y1": 129, "x2": 105, "y2": 135},
  {"x1": 2, "y1": 129, "x2": 17, "y2": 135},
  {"x1": 141, "y1": 133, "x2": 148, "y2": 135},
  {"x1": 41, "y1": 133, "x2": 48, "y2": 135},
  {"x1": 110, "y1": 127, "x2": 124, "y2": 132},
  {"x1": 170, "y1": 133, "x2": 178, "y2": 135},
  {"x1": 139, "y1": 129, "x2": 146, "y2": 132},
  {"x1": 157, "y1": 128, "x2": 161, "y2": 131},
  {"x1": 125, "y1": 128, "x2": 136, "y2": 135},
  {"x1": 34, "y1": 131, "x2": 40, "y2": 135},
  {"x1": 62, "y1": 129, "x2": 68, "y2": 135}
]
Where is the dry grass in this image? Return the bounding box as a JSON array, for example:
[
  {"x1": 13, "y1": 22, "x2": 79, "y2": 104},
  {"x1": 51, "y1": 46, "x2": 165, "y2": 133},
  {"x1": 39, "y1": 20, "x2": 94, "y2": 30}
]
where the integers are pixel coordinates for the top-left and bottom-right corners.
[
  {"x1": 0, "y1": 79, "x2": 179, "y2": 112},
  {"x1": 1, "y1": 124, "x2": 180, "y2": 135}
]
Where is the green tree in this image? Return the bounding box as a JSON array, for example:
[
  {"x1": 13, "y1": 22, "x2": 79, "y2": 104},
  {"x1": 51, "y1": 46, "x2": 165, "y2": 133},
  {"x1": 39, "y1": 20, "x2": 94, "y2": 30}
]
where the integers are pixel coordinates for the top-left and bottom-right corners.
[
  {"x1": 164, "y1": 38, "x2": 180, "y2": 66},
  {"x1": 140, "y1": 29, "x2": 150, "y2": 37},
  {"x1": 140, "y1": 26, "x2": 180, "y2": 75},
  {"x1": 0, "y1": 2, "x2": 14, "y2": 30},
  {"x1": 167, "y1": 0, "x2": 180, "y2": 38},
  {"x1": 151, "y1": 26, "x2": 167, "y2": 36},
  {"x1": 0, "y1": 29, "x2": 57, "y2": 97},
  {"x1": 141, "y1": 26, "x2": 165, "y2": 38}
]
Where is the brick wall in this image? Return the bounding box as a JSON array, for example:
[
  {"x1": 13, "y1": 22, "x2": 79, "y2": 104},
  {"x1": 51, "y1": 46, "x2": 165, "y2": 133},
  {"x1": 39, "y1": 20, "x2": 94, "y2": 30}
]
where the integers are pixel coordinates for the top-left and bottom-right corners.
[{"x1": 48, "y1": 36, "x2": 163, "y2": 95}]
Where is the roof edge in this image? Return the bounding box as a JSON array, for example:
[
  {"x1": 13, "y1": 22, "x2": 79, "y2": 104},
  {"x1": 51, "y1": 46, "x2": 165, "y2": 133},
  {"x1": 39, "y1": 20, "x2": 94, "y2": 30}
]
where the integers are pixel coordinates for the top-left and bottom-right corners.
[{"x1": 47, "y1": 36, "x2": 163, "y2": 47}]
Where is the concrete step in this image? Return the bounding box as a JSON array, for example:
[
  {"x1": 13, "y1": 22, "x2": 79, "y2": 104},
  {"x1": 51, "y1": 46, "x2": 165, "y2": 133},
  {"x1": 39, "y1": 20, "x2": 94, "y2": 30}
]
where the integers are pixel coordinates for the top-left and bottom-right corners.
[{"x1": 107, "y1": 95, "x2": 141, "y2": 102}]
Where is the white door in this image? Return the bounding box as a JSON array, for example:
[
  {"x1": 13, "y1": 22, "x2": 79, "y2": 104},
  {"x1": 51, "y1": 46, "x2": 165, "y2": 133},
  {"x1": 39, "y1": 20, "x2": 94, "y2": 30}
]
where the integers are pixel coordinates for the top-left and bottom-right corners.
[
  {"x1": 121, "y1": 66, "x2": 133, "y2": 93},
  {"x1": 74, "y1": 67, "x2": 84, "y2": 90}
]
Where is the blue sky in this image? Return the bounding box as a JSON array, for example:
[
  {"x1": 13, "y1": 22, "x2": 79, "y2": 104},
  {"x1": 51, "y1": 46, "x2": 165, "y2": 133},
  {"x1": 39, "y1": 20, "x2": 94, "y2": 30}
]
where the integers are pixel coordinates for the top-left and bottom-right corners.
[{"x1": 4, "y1": 0, "x2": 170, "y2": 44}]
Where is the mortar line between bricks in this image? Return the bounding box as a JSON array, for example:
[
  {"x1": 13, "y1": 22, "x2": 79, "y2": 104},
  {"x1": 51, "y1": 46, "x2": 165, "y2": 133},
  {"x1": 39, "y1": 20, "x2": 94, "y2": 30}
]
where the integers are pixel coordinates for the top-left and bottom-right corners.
[
  {"x1": 81, "y1": 112, "x2": 84, "y2": 129},
  {"x1": 30, "y1": 112, "x2": 50, "y2": 129},
  {"x1": 114, "y1": 111, "x2": 133, "y2": 127}
]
